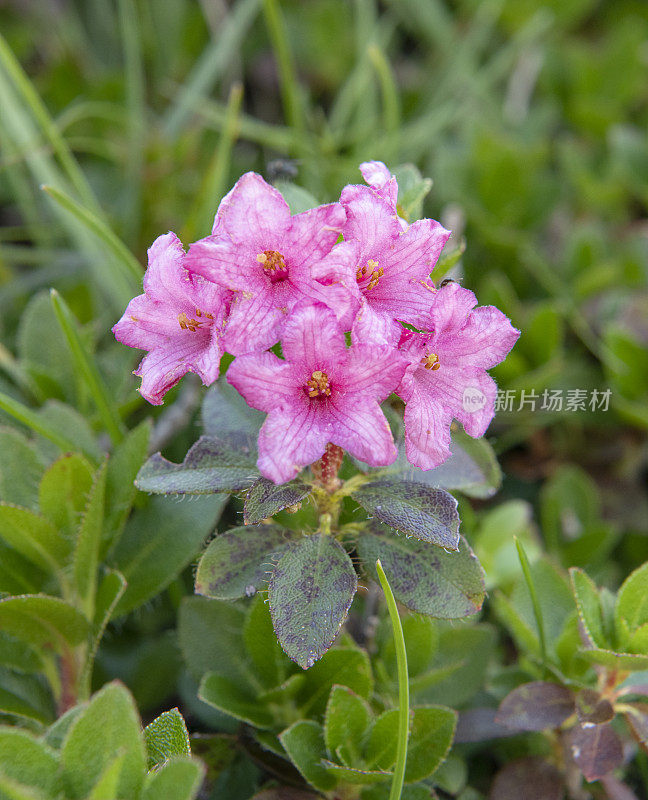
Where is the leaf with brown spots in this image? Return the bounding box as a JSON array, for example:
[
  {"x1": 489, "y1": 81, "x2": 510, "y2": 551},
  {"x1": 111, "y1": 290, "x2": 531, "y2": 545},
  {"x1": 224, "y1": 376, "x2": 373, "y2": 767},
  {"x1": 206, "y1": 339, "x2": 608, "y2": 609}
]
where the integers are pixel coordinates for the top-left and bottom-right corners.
[
  {"x1": 352, "y1": 480, "x2": 459, "y2": 550},
  {"x1": 195, "y1": 524, "x2": 295, "y2": 600},
  {"x1": 269, "y1": 534, "x2": 357, "y2": 669},
  {"x1": 244, "y1": 477, "x2": 311, "y2": 524},
  {"x1": 356, "y1": 525, "x2": 485, "y2": 618},
  {"x1": 496, "y1": 682, "x2": 575, "y2": 732}
]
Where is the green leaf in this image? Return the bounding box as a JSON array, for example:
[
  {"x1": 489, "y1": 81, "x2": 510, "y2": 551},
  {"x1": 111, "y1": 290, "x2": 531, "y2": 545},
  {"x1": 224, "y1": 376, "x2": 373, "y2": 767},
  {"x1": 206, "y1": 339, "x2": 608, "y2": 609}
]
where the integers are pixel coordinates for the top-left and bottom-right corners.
[
  {"x1": 570, "y1": 567, "x2": 607, "y2": 648},
  {"x1": 73, "y1": 462, "x2": 106, "y2": 615},
  {"x1": 616, "y1": 562, "x2": 648, "y2": 634},
  {"x1": 357, "y1": 527, "x2": 485, "y2": 618},
  {"x1": 324, "y1": 685, "x2": 372, "y2": 766},
  {"x1": 244, "y1": 478, "x2": 311, "y2": 525},
  {"x1": 84, "y1": 752, "x2": 126, "y2": 800},
  {"x1": 0, "y1": 595, "x2": 89, "y2": 652},
  {"x1": 0, "y1": 632, "x2": 42, "y2": 674},
  {"x1": 111, "y1": 494, "x2": 227, "y2": 615},
  {"x1": 243, "y1": 595, "x2": 288, "y2": 689},
  {"x1": 201, "y1": 379, "x2": 264, "y2": 443},
  {"x1": 39, "y1": 454, "x2": 94, "y2": 537},
  {"x1": 322, "y1": 762, "x2": 392, "y2": 785},
  {"x1": 0, "y1": 728, "x2": 59, "y2": 794},
  {"x1": 366, "y1": 706, "x2": 456, "y2": 782},
  {"x1": 0, "y1": 427, "x2": 45, "y2": 509},
  {"x1": 0, "y1": 504, "x2": 70, "y2": 574},
  {"x1": 178, "y1": 597, "x2": 253, "y2": 685},
  {"x1": 37, "y1": 401, "x2": 102, "y2": 463},
  {"x1": 141, "y1": 757, "x2": 205, "y2": 800},
  {"x1": 296, "y1": 648, "x2": 373, "y2": 716},
  {"x1": 136, "y1": 437, "x2": 258, "y2": 495},
  {"x1": 0, "y1": 542, "x2": 46, "y2": 595},
  {"x1": 391, "y1": 431, "x2": 501, "y2": 499},
  {"x1": 144, "y1": 709, "x2": 191, "y2": 769},
  {"x1": 199, "y1": 673, "x2": 273, "y2": 728},
  {"x1": 104, "y1": 420, "x2": 150, "y2": 552},
  {"x1": 0, "y1": 773, "x2": 50, "y2": 800},
  {"x1": 577, "y1": 648, "x2": 648, "y2": 672},
  {"x1": 195, "y1": 524, "x2": 295, "y2": 600},
  {"x1": 269, "y1": 534, "x2": 357, "y2": 669},
  {"x1": 0, "y1": 668, "x2": 54, "y2": 725},
  {"x1": 279, "y1": 721, "x2": 337, "y2": 792},
  {"x1": 61, "y1": 682, "x2": 146, "y2": 800},
  {"x1": 378, "y1": 615, "x2": 439, "y2": 679},
  {"x1": 352, "y1": 480, "x2": 459, "y2": 550}
]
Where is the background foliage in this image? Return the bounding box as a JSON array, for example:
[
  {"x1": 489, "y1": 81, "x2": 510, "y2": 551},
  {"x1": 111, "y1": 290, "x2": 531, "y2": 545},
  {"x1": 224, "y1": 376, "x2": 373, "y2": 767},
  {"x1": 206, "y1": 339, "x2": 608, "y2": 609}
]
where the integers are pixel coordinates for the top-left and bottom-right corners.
[{"x1": 0, "y1": 0, "x2": 647, "y2": 798}]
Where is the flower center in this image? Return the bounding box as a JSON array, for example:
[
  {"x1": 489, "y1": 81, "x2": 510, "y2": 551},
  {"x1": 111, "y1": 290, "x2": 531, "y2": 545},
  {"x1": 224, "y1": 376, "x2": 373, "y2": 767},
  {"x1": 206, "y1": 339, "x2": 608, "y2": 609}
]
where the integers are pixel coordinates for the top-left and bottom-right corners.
[
  {"x1": 421, "y1": 352, "x2": 440, "y2": 371},
  {"x1": 355, "y1": 259, "x2": 383, "y2": 291},
  {"x1": 178, "y1": 309, "x2": 213, "y2": 332},
  {"x1": 257, "y1": 250, "x2": 289, "y2": 282},
  {"x1": 305, "y1": 370, "x2": 331, "y2": 399}
]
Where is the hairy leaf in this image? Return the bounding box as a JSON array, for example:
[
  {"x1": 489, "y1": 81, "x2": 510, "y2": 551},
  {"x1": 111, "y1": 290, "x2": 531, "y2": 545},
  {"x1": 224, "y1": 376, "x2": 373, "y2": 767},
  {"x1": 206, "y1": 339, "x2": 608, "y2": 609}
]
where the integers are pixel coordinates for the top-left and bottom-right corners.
[
  {"x1": 244, "y1": 478, "x2": 311, "y2": 524},
  {"x1": 0, "y1": 595, "x2": 89, "y2": 651},
  {"x1": 352, "y1": 480, "x2": 459, "y2": 550},
  {"x1": 269, "y1": 534, "x2": 357, "y2": 669},
  {"x1": 0, "y1": 728, "x2": 59, "y2": 794},
  {"x1": 136, "y1": 436, "x2": 258, "y2": 495},
  {"x1": 195, "y1": 524, "x2": 295, "y2": 600},
  {"x1": 141, "y1": 757, "x2": 205, "y2": 800},
  {"x1": 144, "y1": 709, "x2": 191, "y2": 768},
  {"x1": 324, "y1": 685, "x2": 372, "y2": 765},
  {"x1": 199, "y1": 673, "x2": 274, "y2": 729},
  {"x1": 357, "y1": 527, "x2": 484, "y2": 618},
  {"x1": 279, "y1": 721, "x2": 337, "y2": 792}
]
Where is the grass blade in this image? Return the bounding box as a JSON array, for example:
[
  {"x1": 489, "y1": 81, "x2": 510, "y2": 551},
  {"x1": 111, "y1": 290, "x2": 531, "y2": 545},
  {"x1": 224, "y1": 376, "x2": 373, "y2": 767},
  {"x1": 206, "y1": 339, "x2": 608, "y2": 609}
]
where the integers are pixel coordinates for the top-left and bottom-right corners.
[
  {"x1": 515, "y1": 536, "x2": 548, "y2": 671},
  {"x1": 50, "y1": 290, "x2": 126, "y2": 445},
  {"x1": 0, "y1": 390, "x2": 78, "y2": 454},
  {"x1": 376, "y1": 559, "x2": 409, "y2": 800}
]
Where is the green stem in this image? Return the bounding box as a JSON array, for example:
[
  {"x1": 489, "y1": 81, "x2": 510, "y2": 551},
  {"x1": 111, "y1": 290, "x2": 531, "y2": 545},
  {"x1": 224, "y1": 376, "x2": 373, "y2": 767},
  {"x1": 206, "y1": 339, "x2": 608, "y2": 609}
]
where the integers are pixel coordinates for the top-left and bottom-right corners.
[
  {"x1": 515, "y1": 537, "x2": 548, "y2": 672},
  {"x1": 376, "y1": 559, "x2": 409, "y2": 800},
  {"x1": 50, "y1": 289, "x2": 125, "y2": 445},
  {"x1": 0, "y1": 390, "x2": 78, "y2": 454},
  {"x1": 262, "y1": 0, "x2": 304, "y2": 137}
]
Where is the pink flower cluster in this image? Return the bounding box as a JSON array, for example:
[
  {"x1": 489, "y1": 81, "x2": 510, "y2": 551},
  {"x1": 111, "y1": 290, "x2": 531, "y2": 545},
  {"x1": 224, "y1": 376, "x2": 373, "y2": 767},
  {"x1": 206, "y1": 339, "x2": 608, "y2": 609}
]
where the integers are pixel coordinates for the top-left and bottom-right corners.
[{"x1": 114, "y1": 162, "x2": 519, "y2": 484}]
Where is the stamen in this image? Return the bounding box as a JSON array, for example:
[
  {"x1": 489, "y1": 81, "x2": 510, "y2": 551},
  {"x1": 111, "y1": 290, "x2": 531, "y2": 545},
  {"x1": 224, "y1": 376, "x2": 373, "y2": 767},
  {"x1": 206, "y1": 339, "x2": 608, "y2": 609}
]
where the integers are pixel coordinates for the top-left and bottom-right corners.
[
  {"x1": 178, "y1": 309, "x2": 213, "y2": 332},
  {"x1": 305, "y1": 369, "x2": 331, "y2": 398},
  {"x1": 257, "y1": 249, "x2": 288, "y2": 281},
  {"x1": 421, "y1": 352, "x2": 441, "y2": 371},
  {"x1": 356, "y1": 259, "x2": 383, "y2": 291}
]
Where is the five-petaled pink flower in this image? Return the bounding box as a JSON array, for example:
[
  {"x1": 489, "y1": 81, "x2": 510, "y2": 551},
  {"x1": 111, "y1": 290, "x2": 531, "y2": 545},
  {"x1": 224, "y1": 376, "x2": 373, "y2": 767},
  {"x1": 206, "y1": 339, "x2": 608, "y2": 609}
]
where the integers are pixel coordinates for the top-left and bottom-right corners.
[
  {"x1": 112, "y1": 233, "x2": 229, "y2": 405},
  {"x1": 186, "y1": 173, "x2": 348, "y2": 355},
  {"x1": 396, "y1": 281, "x2": 520, "y2": 470},
  {"x1": 227, "y1": 302, "x2": 407, "y2": 484},
  {"x1": 315, "y1": 184, "x2": 450, "y2": 346}
]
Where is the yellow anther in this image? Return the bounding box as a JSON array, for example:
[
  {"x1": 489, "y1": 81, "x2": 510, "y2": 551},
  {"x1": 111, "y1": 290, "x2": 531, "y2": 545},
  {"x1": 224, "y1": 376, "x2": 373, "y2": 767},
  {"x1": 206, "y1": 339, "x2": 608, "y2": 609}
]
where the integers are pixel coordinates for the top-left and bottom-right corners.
[
  {"x1": 305, "y1": 370, "x2": 331, "y2": 398},
  {"x1": 178, "y1": 310, "x2": 212, "y2": 332},
  {"x1": 356, "y1": 259, "x2": 383, "y2": 291},
  {"x1": 421, "y1": 352, "x2": 441, "y2": 371},
  {"x1": 256, "y1": 253, "x2": 268, "y2": 263}
]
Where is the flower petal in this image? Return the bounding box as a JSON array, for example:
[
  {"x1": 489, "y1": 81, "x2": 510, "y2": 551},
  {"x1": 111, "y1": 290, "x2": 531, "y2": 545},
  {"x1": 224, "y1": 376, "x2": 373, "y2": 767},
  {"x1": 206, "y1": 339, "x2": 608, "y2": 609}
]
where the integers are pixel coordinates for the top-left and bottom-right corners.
[
  {"x1": 226, "y1": 351, "x2": 296, "y2": 413},
  {"x1": 257, "y1": 406, "x2": 329, "y2": 484},
  {"x1": 142, "y1": 232, "x2": 189, "y2": 306},
  {"x1": 216, "y1": 172, "x2": 291, "y2": 246},
  {"x1": 327, "y1": 398, "x2": 397, "y2": 466},
  {"x1": 427, "y1": 282, "x2": 478, "y2": 334},
  {"x1": 223, "y1": 291, "x2": 285, "y2": 355},
  {"x1": 381, "y1": 218, "x2": 451, "y2": 282},
  {"x1": 340, "y1": 184, "x2": 402, "y2": 252},
  {"x1": 280, "y1": 302, "x2": 347, "y2": 368},
  {"x1": 343, "y1": 341, "x2": 406, "y2": 399},
  {"x1": 285, "y1": 203, "x2": 346, "y2": 267},
  {"x1": 351, "y1": 299, "x2": 402, "y2": 347},
  {"x1": 454, "y1": 370, "x2": 497, "y2": 438},
  {"x1": 440, "y1": 305, "x2": 520, "y2": 369},
  {"x1": 186, "y1": 235, "x2": 263, "y2": 293},
  {"x1": 359, "y1": 160, "x2": 399, "y2": 210},
  {"x1": 403, "y1": 387, "x2": 453, "y2": 470}
]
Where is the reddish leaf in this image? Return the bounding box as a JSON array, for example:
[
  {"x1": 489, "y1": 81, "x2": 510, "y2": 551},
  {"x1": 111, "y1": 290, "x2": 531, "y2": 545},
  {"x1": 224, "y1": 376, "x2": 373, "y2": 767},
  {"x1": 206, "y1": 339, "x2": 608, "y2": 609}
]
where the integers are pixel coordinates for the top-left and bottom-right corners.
[
  {"x1": 624, "y1": 703, "x2": 648, "y2": 754},
  {"x1": 576, "y1": 689, "x2": 614, "y2": 726},
  {"x1": 496, "y1": 682, "x2": 575, "y2": 732},
  {"x1": 489, "y1": 757, "x2": 564, "y2": 800},
  {"x1": 568, "y1": 723, "x2": 624, "y2": 781}
]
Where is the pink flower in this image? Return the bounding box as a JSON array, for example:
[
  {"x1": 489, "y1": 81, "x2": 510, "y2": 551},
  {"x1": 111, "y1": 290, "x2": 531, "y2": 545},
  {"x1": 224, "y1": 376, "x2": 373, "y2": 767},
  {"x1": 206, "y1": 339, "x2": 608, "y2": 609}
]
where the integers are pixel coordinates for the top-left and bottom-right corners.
[
  {"x1": 113, "y1": 233, "x2": 229, "y2": 405},
  {"x1": 396, "y1": 282, "x2": 520, "y2": 469},
  {"x1": 314, "y1": 185, "x2": 450, "y2": 344},
  {"x1": 186, "y1": 173, "x2": 348, "y2": 355},
  {"x1": 226, "y1": 302, "x2": 407, "y2": 484}
]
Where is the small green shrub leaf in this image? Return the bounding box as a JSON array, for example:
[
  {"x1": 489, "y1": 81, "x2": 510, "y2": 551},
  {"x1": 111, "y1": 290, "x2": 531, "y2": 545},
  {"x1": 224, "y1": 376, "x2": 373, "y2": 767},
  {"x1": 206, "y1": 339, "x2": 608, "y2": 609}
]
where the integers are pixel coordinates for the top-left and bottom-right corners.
[
  {"x1": 0, "y1": 728, "x2": 59, "y2": 793},
  {"x1": 324, "y1": 685, "x2": 372, "y2": 765},
  {"x1": 0, "y1": 504, "x2": 70, "y2": 573},
  {"x1": 269, "y1": 534, "x2": 357, "y2": 669},
  {"x1": 0, "y1": 595, "x2": 89, "y2": 651},
  {"x1": 144, "y1": 709, "x2": 191, "y2": 768},
  {"x1": 199, "y1": 673, "x2": 274, "y2": 729},
  {"x1": 279, "y1": 721, "x2": 337, "y2": 792},
  {"x1": 61, "y1": 682, "x2": 146, "y2": 800},
  {"x1": 141, "y1": 757, "x2": 205, "y2": 800}
]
